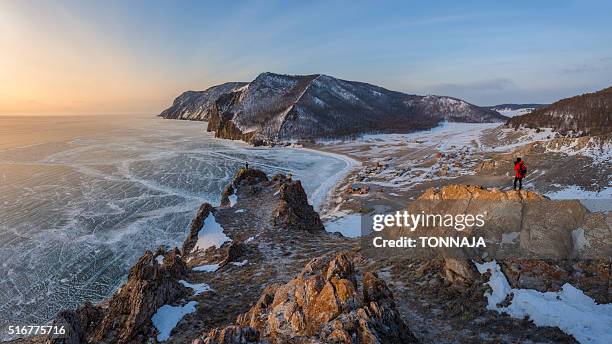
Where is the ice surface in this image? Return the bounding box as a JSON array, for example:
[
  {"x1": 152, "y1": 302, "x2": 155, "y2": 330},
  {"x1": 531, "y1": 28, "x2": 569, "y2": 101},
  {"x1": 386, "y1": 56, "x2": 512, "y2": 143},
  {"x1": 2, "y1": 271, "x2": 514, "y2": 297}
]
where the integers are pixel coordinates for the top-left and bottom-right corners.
[
  {"x1": 0, "y1": 116, "x2": 351, "y2": 338},
  {"x1": 151, "y1": 301, "x2": 198, "y2": 341},
  {"x1": 324, "y1": 213, "x2": 364, "y2": 238},
  {"x1": 475, "y1": 260, "x2": 612, "y2": 344}
]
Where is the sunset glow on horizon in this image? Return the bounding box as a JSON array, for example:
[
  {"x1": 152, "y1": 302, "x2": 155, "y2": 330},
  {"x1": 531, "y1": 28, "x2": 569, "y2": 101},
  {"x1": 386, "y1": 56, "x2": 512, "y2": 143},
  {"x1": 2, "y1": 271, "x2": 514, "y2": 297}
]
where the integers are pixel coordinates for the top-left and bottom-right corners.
[{"x1": 2, "y1": 0, "x2": 612, "y2": 115}]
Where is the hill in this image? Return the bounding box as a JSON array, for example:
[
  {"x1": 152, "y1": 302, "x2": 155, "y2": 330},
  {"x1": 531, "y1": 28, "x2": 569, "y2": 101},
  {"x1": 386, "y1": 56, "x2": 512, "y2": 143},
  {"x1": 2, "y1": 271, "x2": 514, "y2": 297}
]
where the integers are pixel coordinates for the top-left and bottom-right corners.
[
  {"x1": 507, "y1": 87, "x2": 612, "y2": 134},
  {"x1": 160, "y1": 72, "x2": 506, "y2": 144}
]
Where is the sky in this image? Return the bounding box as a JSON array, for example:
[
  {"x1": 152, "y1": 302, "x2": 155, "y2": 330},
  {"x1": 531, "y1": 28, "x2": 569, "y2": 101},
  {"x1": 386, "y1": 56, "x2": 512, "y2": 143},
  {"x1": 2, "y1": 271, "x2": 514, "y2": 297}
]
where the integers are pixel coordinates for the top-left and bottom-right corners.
[{"x1": 1, "y1": 0, "x2": 612, "y2": 115}]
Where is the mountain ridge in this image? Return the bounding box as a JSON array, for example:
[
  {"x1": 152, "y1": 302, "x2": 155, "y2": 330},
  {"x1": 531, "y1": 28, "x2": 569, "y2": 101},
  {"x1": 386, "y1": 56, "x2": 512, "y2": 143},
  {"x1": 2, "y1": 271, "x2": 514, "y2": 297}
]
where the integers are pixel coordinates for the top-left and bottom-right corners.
[{"x1": 160, "y1": 72, "x2": 506, "y2": 144}]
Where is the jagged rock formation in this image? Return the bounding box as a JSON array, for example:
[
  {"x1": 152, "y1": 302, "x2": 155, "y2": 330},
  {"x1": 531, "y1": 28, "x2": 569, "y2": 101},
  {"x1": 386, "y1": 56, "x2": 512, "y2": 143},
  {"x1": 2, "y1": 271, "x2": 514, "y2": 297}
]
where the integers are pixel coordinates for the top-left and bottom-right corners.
[
  {"x1": 160, "y1": 72, "x2": 506, "y2": 144},
  {"x1": 233, "y1": 168, "x2": 269, "y2": 186},
  {"x1": 272, "y1": 178, "x2": 324, "y2": 231},
  {"x1": 46, "y1": 247, "x2": 188, "y2": 344},
  {"x1": 159, "y1": 82, "x2": 248, "y2": 121},
  {"x1": 183, "y1": 203, "x2": 214, "y2": 254},
  {"x1": 219, "y1": 184, "x2": 234, "y2": 207},
  {"x1": 196, "y1": 253, "x2": 418, "y2": 344},
  {"x1": 508, "y1": 86, "x2": 612, "y2": 134}
]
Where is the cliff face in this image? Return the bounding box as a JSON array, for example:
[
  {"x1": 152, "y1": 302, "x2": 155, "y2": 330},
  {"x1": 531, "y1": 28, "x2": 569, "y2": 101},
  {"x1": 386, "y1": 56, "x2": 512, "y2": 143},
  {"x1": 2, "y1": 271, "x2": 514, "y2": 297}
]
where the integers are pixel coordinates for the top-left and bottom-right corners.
[
  {"x1": 161, "y1": 72, "x2": 506, "y2": 144},
  {"x1": 507, "y1": 86, "x2": 612, "y2": 134},
  {"x1": 159, "y1": 82, "x2": 248, "y2": 121}
]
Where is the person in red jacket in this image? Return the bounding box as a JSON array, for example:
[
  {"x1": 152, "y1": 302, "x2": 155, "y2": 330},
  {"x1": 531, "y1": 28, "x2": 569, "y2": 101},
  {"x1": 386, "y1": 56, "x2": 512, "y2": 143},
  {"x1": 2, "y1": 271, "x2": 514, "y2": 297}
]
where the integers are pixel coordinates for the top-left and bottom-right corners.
[{"x1": 513, "y1": 157, "x2": 527, "y2": 190}]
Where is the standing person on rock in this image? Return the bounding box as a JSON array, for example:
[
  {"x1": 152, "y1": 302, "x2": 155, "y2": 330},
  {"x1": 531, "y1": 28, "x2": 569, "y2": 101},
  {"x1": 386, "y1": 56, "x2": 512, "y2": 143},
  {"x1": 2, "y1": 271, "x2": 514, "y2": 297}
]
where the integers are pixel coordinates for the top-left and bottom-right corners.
[{"x1": 513, "y1": 157, "x2": 527, "y2": 190}]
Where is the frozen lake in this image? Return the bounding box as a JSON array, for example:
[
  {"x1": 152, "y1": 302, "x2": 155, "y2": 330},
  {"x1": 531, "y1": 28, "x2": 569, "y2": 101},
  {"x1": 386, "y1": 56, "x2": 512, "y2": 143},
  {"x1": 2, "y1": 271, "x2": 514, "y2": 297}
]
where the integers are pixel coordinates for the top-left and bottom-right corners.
[{"x1": 0, "y1": 115, "x2": 349, "y2": 334}]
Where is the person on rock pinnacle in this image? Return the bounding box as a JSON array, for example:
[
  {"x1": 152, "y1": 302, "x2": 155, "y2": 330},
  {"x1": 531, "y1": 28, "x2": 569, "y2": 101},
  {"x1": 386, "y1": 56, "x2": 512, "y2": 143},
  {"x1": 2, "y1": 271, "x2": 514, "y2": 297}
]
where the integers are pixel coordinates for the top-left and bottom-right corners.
[{"x1": 513, "y1": 157, "x2": 527, "y2": 190}]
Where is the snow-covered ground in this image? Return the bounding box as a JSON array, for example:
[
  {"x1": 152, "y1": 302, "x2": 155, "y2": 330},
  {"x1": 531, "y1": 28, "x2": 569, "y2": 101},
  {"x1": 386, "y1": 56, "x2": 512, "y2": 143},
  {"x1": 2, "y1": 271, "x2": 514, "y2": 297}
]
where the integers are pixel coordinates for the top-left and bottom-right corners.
[
  {"x1": 475, "y1": 261, "x2": 612, "y2": 344},
  {"x1": 151, "y1": 301, "x2": 199, "y2": 342},
  {"x1": 492, "y1": 107, "x2": 536, "y2": 118}
]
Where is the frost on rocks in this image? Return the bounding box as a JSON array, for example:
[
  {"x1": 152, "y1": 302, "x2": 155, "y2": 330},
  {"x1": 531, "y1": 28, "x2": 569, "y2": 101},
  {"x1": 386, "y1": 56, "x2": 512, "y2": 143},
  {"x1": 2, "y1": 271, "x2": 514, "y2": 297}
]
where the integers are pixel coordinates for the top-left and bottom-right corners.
[
  {"x1": 151, "y1": 301, "x2": 198, "y2": 342},
  {"x1": 475, "y1": 260, "x2": 612, "y2": 344}
]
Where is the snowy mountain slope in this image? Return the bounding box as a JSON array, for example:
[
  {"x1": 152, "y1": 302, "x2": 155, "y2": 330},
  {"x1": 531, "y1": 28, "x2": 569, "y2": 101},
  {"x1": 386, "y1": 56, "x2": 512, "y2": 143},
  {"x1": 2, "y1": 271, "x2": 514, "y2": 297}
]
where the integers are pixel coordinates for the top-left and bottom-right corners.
[
  {"x1": 159, "y1": 82, "x2": 248, "y2": 120},
  {"x1": 162, "y1": 72, "x2": 507, "y2": 144},
  {"x1": 484, "y1": 104, "x2": 548, "y2": 118},
  {"x1": 507, "y1": 87, "x2": 612, "y2": 135}
]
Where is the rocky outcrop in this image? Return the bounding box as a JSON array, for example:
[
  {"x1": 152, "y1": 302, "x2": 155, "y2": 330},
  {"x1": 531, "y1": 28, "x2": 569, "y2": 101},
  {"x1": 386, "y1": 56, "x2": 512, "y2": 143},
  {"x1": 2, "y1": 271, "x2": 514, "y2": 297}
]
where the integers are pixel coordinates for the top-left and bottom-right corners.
[
  {"x1": 45, "y1": 302, "x2": 102, "y2": 344},
  {"x1": 220, "y1": 241, "x2": 247, "y2": 267},
  {"x1": 183, "y1": 203, "x2": 214, "y2": 254},
  {"x1": 407, "y1": 185, "x2": 611, "y2": 302},
  {"x1": 159, "y1": 82, "x2": 247, "y2": 121},
  {"x1": 161, "y1": 72, "x2": 506, "y2": 145},
  {"x1": 233, "y1": 168, "x2": 269, "y2": 186},
  {"x1": 272, "y1": 179, "x2": 324, "y2": 231},
  {"x1": 219, "y1": 184, "x2": 234, "y2": 207},
  {"x1": 197, "y1": 253, "x2": 418, "y2": 344},
  {"x1": 508, "y1": 86, "x2": 612, "y2": 135},
  {"x1": 46, "y1": 248, "x2": 188, "y2": 344},
  {"x1": 411, "y1": 184, "x2": 611, "y2": 259},
  {"x1": 91, "y1": 248, "x2": 188, "y2": 344}
]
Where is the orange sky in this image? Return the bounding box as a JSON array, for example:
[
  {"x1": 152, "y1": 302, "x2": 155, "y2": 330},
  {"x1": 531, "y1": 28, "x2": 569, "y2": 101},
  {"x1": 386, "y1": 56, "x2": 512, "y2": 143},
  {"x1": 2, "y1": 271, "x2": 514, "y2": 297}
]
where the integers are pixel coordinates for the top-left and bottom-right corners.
[
  {"x1": 0, "y1": 2, "x2": 202, "y2": 116},
  {"x1": 2, "y1": 1, "x2": 611, "y2": 115}
]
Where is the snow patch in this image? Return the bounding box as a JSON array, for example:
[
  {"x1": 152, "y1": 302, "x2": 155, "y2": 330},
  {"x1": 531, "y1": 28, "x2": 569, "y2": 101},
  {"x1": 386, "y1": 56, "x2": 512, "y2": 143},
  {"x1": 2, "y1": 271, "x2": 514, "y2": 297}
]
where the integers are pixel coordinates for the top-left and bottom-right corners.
[
  {"x1": 178, "y1": 280, "x2": 212, "y2": 295},
  {"x1": 194, "y1": 213, "x2": 230, "y2": 251},
  {"x1": 229, "y1": 194, "x2": 237, "y2": 207},
  {"x1": 475, "y1": 260, "x2": 612, "y2": 344},
  {"x1": 231, "y1": 259, "x2": 248, "y2": 266},
  {"x1": 155, "y1": 255, "x2": 164, "y2": 265},
  {"x1": 193, "y1": 263, "x2": 220, "y2": 273},
  {"x1": 151, "y1": 301, "x2": 198, "y2": 342}
]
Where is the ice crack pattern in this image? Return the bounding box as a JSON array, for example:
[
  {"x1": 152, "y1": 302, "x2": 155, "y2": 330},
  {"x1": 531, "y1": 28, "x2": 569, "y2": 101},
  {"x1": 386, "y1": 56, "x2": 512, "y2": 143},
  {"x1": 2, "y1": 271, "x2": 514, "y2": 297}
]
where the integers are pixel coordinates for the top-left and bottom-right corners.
[{"x1": 0, "y1": 115, "x2": 348, "y2": 338}]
